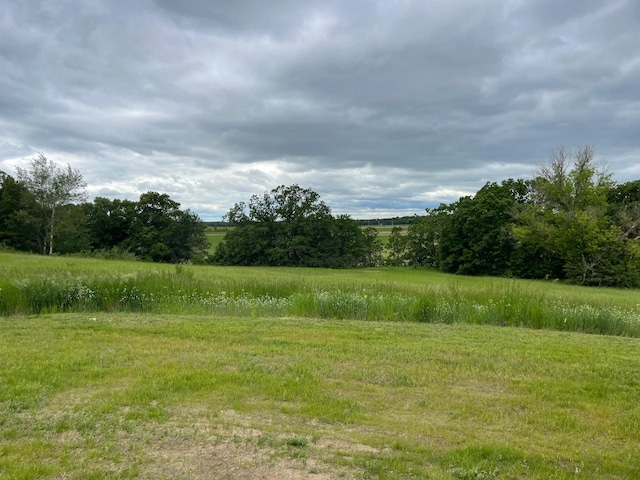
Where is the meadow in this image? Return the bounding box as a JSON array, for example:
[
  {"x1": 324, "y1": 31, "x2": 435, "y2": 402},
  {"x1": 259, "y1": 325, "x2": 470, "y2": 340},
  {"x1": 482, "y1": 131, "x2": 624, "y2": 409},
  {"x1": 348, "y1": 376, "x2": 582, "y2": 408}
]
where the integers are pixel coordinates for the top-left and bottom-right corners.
[
  {"x1": 205, "y1": 226, "x2": 229, "y2": 253},
  {"x1": 1, "y1": 251, "x2": 640, "y2": 478},
  {"x1": 1, "y1": 252, "x2": 639, "y2": 336}
]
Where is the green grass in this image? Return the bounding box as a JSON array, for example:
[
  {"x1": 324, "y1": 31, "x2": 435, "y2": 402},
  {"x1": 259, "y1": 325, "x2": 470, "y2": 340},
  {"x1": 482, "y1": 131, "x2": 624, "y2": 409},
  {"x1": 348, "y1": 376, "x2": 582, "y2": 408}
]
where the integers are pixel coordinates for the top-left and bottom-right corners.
[
  {"x1": 367, "y1": 224, "x2": 409, "y2": 246},
  {"x1": 205, "y1": 226, "x2": 229, "y2": 253},
  {"x1": 1, "y1": 314, "x2": 639, "y2": 478},
  {"x1": 364, "y1": 224, "x2": 410, "y2": 234},
  {"x1": 2, "y1": 252, "x2": 640, "y2": 477},
  {"x1": 1, "y1": 252, "x2": 639, "y2": 337}
]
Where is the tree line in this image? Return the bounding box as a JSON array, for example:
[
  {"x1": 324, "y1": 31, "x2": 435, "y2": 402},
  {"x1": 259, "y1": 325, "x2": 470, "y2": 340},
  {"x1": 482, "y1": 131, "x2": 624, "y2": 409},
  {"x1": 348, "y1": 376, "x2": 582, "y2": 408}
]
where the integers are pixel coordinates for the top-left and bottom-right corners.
[
  {"x1": 0, "y1": 154, "x2": 208, "y2": 263},
  {"x1": 0, "y1": 155, "x2": 382, "y2": 267},
  {"x1": 213, "y1": 184, "x2": 382, "y2": 267},
  {"x1": 2, "y1": 147, "x2": 640, "y2": 286},
  {"x1": 387, "y1": 146, "x2": 640, "y2": 287}
]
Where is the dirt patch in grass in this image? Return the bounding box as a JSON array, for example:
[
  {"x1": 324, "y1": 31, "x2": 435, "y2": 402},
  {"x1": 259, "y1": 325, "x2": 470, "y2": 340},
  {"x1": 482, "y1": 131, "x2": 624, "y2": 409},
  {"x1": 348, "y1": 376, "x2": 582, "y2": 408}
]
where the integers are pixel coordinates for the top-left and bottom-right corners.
[
  {"x1": 142, "y1": 409, "x2": 372, "y2": 479},
  {"x1": 146, "y1": 440, "x2": 334, "y2": 480}
]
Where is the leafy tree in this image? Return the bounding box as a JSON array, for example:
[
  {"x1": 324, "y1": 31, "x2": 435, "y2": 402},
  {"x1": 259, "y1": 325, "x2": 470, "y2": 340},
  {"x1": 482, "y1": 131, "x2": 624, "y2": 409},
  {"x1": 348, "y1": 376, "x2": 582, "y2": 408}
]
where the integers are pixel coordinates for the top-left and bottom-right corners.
[
  {"x1": 82, "y1": 193, "x2": 208, "y2": 263},
  {"x1": 320, "y1": 215, "x2": 381, "y2": 267},
  {"x1": 527, "y1": 146, "x2": 612, "y2": 218},
  {"x1": 15, "y1": 153, "x2": 87, "y2": 255},
  {"x1": 215, "y1": 184, "x2": 381, "y2": 267},
  {"x1": 0, "y1": 173, "x2": 42, "y2": 252},
  {"x1": 607, "y1": 179, "x2": 640, "y2": 242},
  {"x1": 435, "y1": 179, "x2": 530, "y2": 276},
  {"x1": 361, "y1": 226, "x2": 383, "y2": 267},
  {"x1": 515, "y1": 146, "x2": 639, "y2": 286},
  {"x1": 401, "y1": 208, "x2": 452, "y2": 267},
  {"x1": 52, "y1": 204, "x2": 91, "y2": 254},
  {"x1": 508, "y1": 230, "x2": 564, "y2": 280},
  {"x1": 85, "y1": 197, "x2": 138, "y2": 251},
  {"x1": 386, "y1": 226, "x2": 408, "y2": 265},
  {"x1": 124, "y1": 191, "x2": 208, "y2": 263}
]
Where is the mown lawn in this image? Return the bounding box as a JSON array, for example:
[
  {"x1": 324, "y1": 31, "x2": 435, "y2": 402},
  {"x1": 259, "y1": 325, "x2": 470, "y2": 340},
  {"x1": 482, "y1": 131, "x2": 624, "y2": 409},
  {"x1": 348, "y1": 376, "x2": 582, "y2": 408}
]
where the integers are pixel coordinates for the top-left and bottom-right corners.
[{"x1": 1, "y1": 313, "x2": 639, "y2": 479}]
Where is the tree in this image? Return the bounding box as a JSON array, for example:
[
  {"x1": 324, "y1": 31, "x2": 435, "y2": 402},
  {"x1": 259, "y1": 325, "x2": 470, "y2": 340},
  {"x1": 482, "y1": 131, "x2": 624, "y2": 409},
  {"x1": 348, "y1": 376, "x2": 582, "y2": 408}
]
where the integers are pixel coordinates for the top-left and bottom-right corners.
[
  {"x1": 269, "y1": 185, "x2": 334, "y2": 266},
  {"x1": 386, "y1": 226, "x2": 408, "y2": 265},
  {"x1": 361, "y1": 226, "x2": 383, "y2": 267},
  {"x1": 15, "y1": 153, "x2": 87, "y2": 255},
  {"x1": 320, "y1": 216, "x2": 381, "y2": 267},
  {"x1": 215, "y1": 185, "x2": 381, "y2": 267},
  {"x1": 514, "y1": 146, "x2": 639, "y2": 286},
  {"x1": 85, "y1": 197, "x2": 138, "y2": 251},
  {"x1": 0, "y1": 172, "x2": 42, "y2": 252},
  {"x1": 438, "y1": 179, "x2": 530, "y2": 276},
  {"x1": 124, "y1": 191, "x2": 208, "y2": 263},
  {"x1": 530, "y1": 146, "x2": 612, "y2": 214},
  {"x1": 403, "y1": 208, "x2": 450, "y2": 267},
  {"x1": 607, "y1": 179, "x2": 640, "y2": 242},
  {"x1": 52, "y1": 203, "x2": 91, "y2": 254}
]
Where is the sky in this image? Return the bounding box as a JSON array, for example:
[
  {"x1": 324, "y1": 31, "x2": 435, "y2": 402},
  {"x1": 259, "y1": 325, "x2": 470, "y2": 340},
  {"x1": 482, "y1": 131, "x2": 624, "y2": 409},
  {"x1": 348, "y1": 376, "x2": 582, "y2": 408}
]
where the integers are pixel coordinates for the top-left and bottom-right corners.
[{"x1": 1, "y1": 0, "x2": 639, "y2": 220}]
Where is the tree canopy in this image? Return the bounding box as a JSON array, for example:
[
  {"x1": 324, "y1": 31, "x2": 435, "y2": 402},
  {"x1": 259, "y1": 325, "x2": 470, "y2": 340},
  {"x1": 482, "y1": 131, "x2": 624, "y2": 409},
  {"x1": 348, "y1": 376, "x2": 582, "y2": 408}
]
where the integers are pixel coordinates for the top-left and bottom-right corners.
[
  {"x1": 15, "y1": 153, "x2": 87, "y2": 255},
  {"x1": 513, "y1": 147, "x2": 639, "y2": 286},
  {"x1": 391, "y1": 146, "x2": 640, "y2": 287},
  {"x1": 0, "y1": 172, "x2": 41, "y2": 253},
  {"x1": 1, "y1": 155, "x2": 208, "y2": 263},
  {"x1": 214, "y1": 184, "x2": 382, "y2": 267}
]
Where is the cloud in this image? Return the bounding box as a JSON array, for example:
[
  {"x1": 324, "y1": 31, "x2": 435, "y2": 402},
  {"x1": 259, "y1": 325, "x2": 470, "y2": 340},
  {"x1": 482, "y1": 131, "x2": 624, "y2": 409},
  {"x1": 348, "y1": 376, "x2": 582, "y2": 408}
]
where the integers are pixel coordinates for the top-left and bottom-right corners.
[{"x1": 1, "y1": 0, "x2": 638, "y2": 220}]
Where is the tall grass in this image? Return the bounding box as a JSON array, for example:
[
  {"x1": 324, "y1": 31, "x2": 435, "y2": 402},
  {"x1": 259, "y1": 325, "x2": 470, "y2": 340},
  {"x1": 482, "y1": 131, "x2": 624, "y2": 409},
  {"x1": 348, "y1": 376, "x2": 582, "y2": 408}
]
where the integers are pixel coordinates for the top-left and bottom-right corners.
[{"x1": 1, "y1": 253, "x2": 639, "y2": 337}]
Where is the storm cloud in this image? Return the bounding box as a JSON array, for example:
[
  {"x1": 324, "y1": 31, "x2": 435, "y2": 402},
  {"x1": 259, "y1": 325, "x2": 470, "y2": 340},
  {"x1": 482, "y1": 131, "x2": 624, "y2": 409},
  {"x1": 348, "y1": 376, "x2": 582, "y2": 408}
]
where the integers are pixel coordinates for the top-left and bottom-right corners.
[{"x1": 1, "y1": 0, "x2": 639, "y2": 219}]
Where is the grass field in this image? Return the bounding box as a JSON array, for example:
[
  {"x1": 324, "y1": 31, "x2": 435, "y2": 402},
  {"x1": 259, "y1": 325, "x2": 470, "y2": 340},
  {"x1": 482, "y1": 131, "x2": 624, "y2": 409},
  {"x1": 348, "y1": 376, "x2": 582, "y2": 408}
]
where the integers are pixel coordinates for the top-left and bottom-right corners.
[
  {"x1": 1, "y1": 251, "x2": 640, "y2": 478},
  {"x1": 205, "y1": 226, "x2": 229, "y2": 253}
]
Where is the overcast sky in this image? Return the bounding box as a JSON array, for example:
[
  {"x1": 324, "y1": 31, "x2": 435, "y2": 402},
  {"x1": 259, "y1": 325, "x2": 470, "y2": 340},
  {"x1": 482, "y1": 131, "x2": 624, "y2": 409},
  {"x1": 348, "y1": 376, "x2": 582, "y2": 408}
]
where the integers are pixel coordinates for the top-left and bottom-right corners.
[{"x1": 1, "y1": 1, "x2": 639, "y2": 220}]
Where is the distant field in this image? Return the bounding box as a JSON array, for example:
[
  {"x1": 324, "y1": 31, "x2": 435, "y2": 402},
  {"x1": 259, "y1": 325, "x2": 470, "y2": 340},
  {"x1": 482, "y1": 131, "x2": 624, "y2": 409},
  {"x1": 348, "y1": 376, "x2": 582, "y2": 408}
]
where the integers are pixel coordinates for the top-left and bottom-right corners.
[
  {"x1": 369, "y1": 224, "x2": 409, "y2": 246},
  {"x1": 2, "y1": 251, "x2": 640, "y2": 478},
  {"x1": 368, "y1": 224, "x2": 410, "y2": 235},
  {"x1": 205, "y1": 226, "x2": 230, "y2": 252}
]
